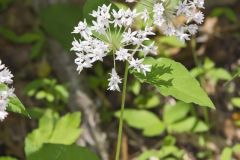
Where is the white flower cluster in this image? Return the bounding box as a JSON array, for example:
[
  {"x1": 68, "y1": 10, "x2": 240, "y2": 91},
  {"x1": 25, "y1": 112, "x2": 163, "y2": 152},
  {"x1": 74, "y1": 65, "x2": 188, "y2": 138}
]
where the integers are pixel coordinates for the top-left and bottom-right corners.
[
  {"x1": 126, "y1": 0, "x2": 205, "y2": 41},
  {"x1": 0, "y1": 60, "x2": 14, "y2": 121},
  {"x1": 71, "y1": 4, "x2": 158, "y2": 91}
]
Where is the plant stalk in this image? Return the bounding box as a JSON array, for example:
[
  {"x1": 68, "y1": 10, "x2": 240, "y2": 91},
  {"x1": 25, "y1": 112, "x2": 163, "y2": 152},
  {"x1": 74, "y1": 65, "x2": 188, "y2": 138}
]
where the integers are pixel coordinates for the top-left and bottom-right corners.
[{"x1": 115, "y1": 62, "x2": 129, "y2": 160}]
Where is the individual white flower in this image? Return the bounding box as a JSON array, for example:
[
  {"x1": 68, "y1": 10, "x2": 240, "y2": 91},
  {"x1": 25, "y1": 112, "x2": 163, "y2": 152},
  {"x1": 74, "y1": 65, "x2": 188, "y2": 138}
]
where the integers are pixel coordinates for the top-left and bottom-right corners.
[
  {"x1": 108, "y1": 69, "x2": 122, "y2": 91},
  {"x1": 176, "y1": 28, "x2": 190, "y2": 41},
  {"x1": 192, "y1": 11, "x2": 204, "y2": 24},
  {"x1": 112, "y1": 9, "x2": 125, "y2": 27},
  {"x1": 122, "y1": 9, "x2": 138, "y2": 27},
  {"x1": 71, "y1": 4, "x2": 158, "y2": 91},
  {"x1": 116, "y1": 48, "x2": 131, "y2": 61},
  {"x1": 0, "y1": 111, "x2": 8, "y2": 121},
  {"x1": 0, "y1": 68, "x2": 13, "y2": 84},
  {"x1": 141, "y1": 42, "x2": 158, "y2": 56},
  {"x1": 141, "y1": 9, "x2": 149, "y2": 22},
  {"x1": 129, "y1": 58, "x2": 151, "y2": 76},
  {"x1": 0, "y1": 60, "x2": 15, "y2": 121},
  {"x1": 187, "y1": 24, "x2": 198, "y2": 35},
  {"x1": 72, "y1": 20, "x2": 92, "y2": 39},
  {"x1": 191, "y1": 0, "x2": 205, "y2": 8},
  {"x1": 122, "y1": 28, "x2": 138, "y2": 44}
]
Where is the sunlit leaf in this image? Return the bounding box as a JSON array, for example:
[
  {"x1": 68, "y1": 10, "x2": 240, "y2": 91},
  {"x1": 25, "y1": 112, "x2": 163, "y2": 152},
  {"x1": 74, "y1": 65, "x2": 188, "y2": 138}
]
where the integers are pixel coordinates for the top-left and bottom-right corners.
[
  {"x1": 134, "y1": 57, "x2": 214, "y2": 108},
  {"x1": 27, "y1": 144, "x2": 100, "y2": 160},
  {"x1": 115, "y1": 109, "x2": 165, "y2": 137}
]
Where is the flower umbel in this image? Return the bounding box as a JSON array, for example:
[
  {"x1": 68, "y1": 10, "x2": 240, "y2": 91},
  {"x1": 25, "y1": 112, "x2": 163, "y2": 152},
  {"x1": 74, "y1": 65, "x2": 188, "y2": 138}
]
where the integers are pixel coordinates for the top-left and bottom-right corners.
[
  {"x1": 71, "y1": 4, "x2": 157, "y2": 91},
  {"x1": 0, "y1": 60, "x2": 15, "y2": 121},
  {"x1": 126, "y1": 0, "x2": 205, "y2": 41}
]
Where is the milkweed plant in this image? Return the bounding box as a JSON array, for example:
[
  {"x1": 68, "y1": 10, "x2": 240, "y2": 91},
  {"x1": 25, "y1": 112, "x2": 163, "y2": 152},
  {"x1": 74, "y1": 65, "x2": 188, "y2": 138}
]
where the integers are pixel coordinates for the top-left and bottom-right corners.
[{"x1": 70, "y1": 0, "x2": 210, "y2": 160}]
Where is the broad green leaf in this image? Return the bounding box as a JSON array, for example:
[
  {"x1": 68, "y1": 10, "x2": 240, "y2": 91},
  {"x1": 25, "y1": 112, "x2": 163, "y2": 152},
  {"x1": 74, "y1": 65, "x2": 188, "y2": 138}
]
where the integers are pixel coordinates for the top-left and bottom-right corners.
[
  {"x1": 35, "y1": 91, "x2": 46, "y2": 100},
  {"x1": 115, "y1": 109, "x2": 165, "y2": 137},
  {"x1": 190, "y1": 67, "x2": 205, "y2": 78},
  {"x1": 49, "y1": 112, "x2": 81, "y2": 144},
  {"x1": 134, "y1": 57, "x2": 214, "y2": 108},
  {"x1": 220, "y1": 147, "x2": 233, "y2": 160},
  {"x1": 25, "y1": 110, "x2": 81, "y2": 156},
  {"x1": 137, "y1": 150, "x2": 159, "y2": 160},
  {"x1": 233, "y1": 144, "x2": 240, "y2": 153},
  {"x1": 207, "y1": 68, "x2": 232, "y2": 81},
  {"x1": 27, "y1": 144, "x2": 100, "y2": 160},
  {"x1": 168, "y1": 117, "x2": 197, "y2": 133},
  {"x1": 0, "y1": 157, "x2": 17, "y2": 160},
  {"x1": 163, "y1": 102, "x2": 191, "y2": 125},
  {"x1": 158, "y1": 146, "x2": 184, "y2": 159},
  {"x1": 0, "y1": 27, "x2": 42, "y2": 44},
  {"x1": 39, "y1": 4, "x2": 83, "y2": 50},
  {"x1": 231, "y1": 97, "x2": 240, "y2": 108},
  {"x1": 55, "y1": 85, "x2": 69, "y2": 100},
  {"x1": 159, "y1": 36, "x2": 186, "y2": 48},
  {"x1": 25, "y1": 110, "x2": 58, "y2": 156},
  {"x1": 0, "y1": 27, "x2": 44, "y2": 58},
  {"x1": 193, "y1": 120, "x2": 209, "y2": 133},
  {"x1": 129, "y1": 80, "x2": 141, "y2": 95},
  {"x1": 134, "y1": 94, "x2": 160, "y2": 109},
  {"x1": 168, "y1": 116, "x2": 208, "y2": 133},
  {"x1": 46, "y1": 93, "x2": 54, "y2": 102},
  {"x1": 203, "y1": 58, "x2": 215, "y2": 70},
  {"x1": 7, "y1": 96, "x2": 28, "y2": 116}
]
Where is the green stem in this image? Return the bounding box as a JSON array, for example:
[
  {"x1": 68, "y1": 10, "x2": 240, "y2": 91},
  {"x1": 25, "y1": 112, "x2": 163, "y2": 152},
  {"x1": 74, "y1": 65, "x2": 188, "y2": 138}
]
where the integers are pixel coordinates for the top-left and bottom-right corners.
[{"x1": 115, "y1": 62, "x2": 129, "y2": 160}]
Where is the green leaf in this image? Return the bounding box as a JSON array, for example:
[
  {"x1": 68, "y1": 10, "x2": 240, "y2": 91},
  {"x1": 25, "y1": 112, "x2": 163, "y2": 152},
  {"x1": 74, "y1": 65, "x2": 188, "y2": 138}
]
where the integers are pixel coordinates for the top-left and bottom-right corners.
[
  {"x1": 168, "y1": 117, "x2": 197, "y2": 133},
  {"x1": 115, "y1": 109, "x2": 165, "y2": 137},
  {"x1": 190, "y1": 67, "x2": 205, "y2": 78},
  {"x1": 207, "y1": 68, "x2": 232, "y2": 81},
  {"x1": 7, "y1": 96, "x2": 28, "y2": 116},
  {"x1": 25, "y1": 110, "x2": 81, "y2": 156},
  {"x1": 0, "y1": 157, "x2": 17, "y2": 160},
  {"x1": 35, "y1": 91, "x2": 46, "y2": 100},
  {"x1": 55, "y1": 85, "x2": 69, "y2": 100},
  {"x1": 39, "y1": 4, "x2": 83, "y2": 50},
  {"x1": 49, "y1": 112, "x2": 81, "y2": 144},
  {"x1": 159, "y1": 36, "x2": 186, "y2": 48},
  {"x1": 233, "y1": 144, "x2": 240, "y2": 154},
  {"x1": 0, "y1": 27, "x2": 42, "y2": 44},
  {"x1": 134, "y1": 94, "x2": 160, "y2": 109},
  {"x1": 193, "y1": 120, "x2": 209, "y2": 133},
  {"x1": 220, "y1": 147, "x2": 233, "y2": 160},
  {"x1": 203, "y1": 58, "x2": 215, "y2": 70},
  {"x1": 134, "y1": 57, "x2": 214, "y2": 108},
  {"x1": 25, "y1": 110, "x2": 58, "y2": 156},
  {"x1": 168, "y1": 116, "x2": 208, "y2": 133},
  {"x1": 231, "y1": 97, "x2": 240, "y2": 108},
  {"x1": 27, "y1": 144, "x2": 100, "y2": 160},
  {"x1": 163, "y1": 102, "x2": 191, "y2": 125}
]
